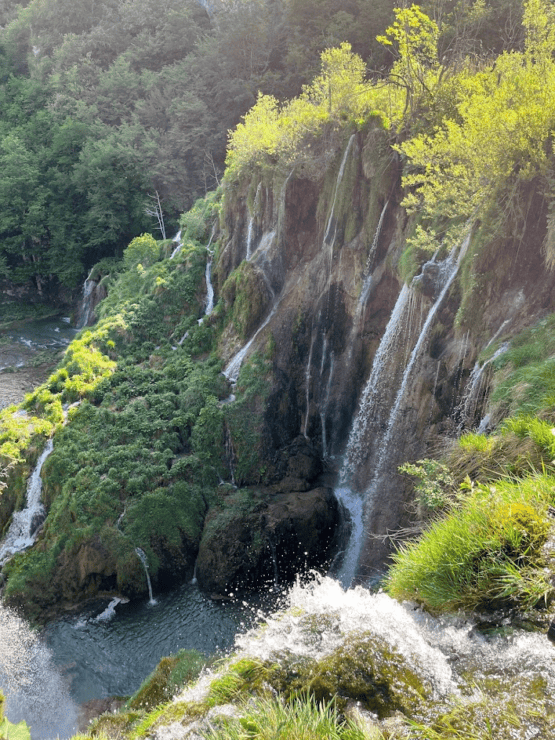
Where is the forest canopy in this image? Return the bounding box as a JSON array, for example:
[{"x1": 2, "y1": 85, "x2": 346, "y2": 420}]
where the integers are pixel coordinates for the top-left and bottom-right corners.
[{"x1": 0, "y1": 0, "x2": 541, "y2": 290}]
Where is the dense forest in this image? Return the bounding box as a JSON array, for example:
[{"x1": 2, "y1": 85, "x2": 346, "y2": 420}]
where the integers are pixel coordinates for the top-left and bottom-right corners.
[{"x1": 0, "y1": 0, "x2": 526, "y2": 292}]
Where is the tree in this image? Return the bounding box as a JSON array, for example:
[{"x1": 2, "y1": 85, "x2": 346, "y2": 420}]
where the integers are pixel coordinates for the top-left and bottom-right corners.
[{"x1": 377, "y1": 4, "x2": 441, "y2": 120}]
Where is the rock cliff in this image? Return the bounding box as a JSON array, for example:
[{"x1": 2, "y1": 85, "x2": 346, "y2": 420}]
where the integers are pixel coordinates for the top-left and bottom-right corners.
[{"x1": 213, "y1": 121, "x2": 555, "y2": 582}]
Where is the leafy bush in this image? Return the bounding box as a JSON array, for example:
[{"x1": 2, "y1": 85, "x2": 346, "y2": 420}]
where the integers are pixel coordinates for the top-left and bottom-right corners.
[
  {"x1": 399, "y1": 459, "x2": 455, "y2": 512},
  {"x1": 123, "y1": 233, "x2": 161, "y2": 269}
]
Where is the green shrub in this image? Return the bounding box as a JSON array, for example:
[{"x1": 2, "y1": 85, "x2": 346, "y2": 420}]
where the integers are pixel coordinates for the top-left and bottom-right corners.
[{"x1": 399, "y1": 459, "x2": 455, "y2": 512}]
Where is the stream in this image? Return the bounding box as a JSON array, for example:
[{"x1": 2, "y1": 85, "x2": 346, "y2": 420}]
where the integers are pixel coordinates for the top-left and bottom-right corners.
[{"x1": 0, "y1": 317, "x2": 77, "y2": 409}]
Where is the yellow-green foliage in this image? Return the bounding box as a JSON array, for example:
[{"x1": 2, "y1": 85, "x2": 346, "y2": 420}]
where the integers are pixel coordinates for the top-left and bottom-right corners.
[
  {"x1": 207, "y1": 659, "x2": 271, "y2": 707},
  {"x1": 127, "y1": 650, "x2": 206, "y2": 712},
  {"x1": 0, "y1": 691, "x2": 30, "y2": 740},
  {"x1": 123, "y1": 233, "x2": 160, "y2": 269},
  {"x1": 203, "y1": 694, "x2": 382, "y2": 740},
  {"x1": 0, "y1": 408, "x2": 54, "y2": 465},
  {"x1": 399, "y1": 0, "x2": 555, "y2": 253},
  {"x1": 387, "y1": 475, "x2": 555, "y2": 613},
  {"x1": 226, "y1": 43, "x2": 382, "y2": 180}
]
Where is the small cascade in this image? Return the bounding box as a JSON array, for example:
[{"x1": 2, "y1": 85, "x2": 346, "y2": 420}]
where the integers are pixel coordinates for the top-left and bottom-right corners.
[
  {"x1": 170, "y1": 230, "x2": 183, "y2": 259},
  {"x1": 191, "y1": 559, "x2": 198, "y2": 585},
  {"x1": 246, "y1": 216, "x2": 255, "y2": 261},
  {"x1": 204, "y1": 253, "x2": 215, "y2": 317},
  {"x1": 303, "y1": 332, "x2": 315, "y2": 438},
  {"x1": 341, "y1": 283, "x2": 412, "y2": 480},
  {"x1": 375, "y1": 234, "x2": 471, "y2": 465},
  {"x1": 135, "y1": 547, "x2": 157, "y2": 605},
  {"x1": 198, "y1": 249, "x2": 215, "y2": 326},
  {"x1": 320, "y1": 351, "x2": 334, "y2": 459},
  {"x1": 76, "y1": 277, "x2": 97, "y2": 329},
  {"x1": 0, "y1": 439, "x2": 54, "y2": 566},
  {"x1": 93, "y1": 597, "x2": 123, "y2": 622},
  {"x1": 223, "y1": 299, "x2": 282, "y2": 384},
  {"x1": 362, "y1": 200, "x2": 389, "y2": 287},
  {"x1": 342, "y1": 201, "x2": 390, "y2": 373},
  {"x1": 457, "y1": 342, "x2": 510, "y2": 430},
  {"x1": 246, "y1": 182, "x2": 262, "y2": 260},
  {"x1": 324, "y1": 135, "x2": 355, "y2": 246}
]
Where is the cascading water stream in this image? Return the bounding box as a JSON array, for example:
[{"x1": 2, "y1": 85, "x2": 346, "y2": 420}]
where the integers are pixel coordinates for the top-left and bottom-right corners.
[
  {"x1": 335, "y1": 233, "x2": 471, "y2": 586},
  {"x1": 204, "y1": 253, "x2": 215, "y2": 317},
  {"x1": 359, "y1": 201, "x2": 388, "y2": 308},
  {"x1": 0, "y1": 439, "x2": 54, "y2": 566},
  {"x1": 303, "y1": 332, "x2": 315, "y2": 438},
  {"x1": 223, "y1": 299, "x2": 283, "y2": 384},
  {"x1": 324, "y1": 135, "x2": 355, "y2": 247},
  {"x1": 456, "y1": 342, "x2": 510, "y2": 430},
  {"x1": 170, "y1": 230, "x2": 183, "y2": 259},
  {"x1": 76, "y1": 277, "x2": 96, "y2": 329},
  {"x1": 135, "y1": 547, "x2": 157, "y2": 605}
]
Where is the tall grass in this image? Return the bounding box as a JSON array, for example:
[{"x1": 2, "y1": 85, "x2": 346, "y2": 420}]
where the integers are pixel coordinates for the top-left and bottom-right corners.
[
  {"x1": 386, "y1": 475, "x2": 554, "y2": 613},
  {"x1": 201, "y1": 694, "x2": 382, "y2": 740}
]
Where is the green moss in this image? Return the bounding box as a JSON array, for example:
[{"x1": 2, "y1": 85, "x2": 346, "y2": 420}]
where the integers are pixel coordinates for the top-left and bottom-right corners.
[
  {"x1": 268, "y1": 632, "x2": 428, "y2": 719},
  {"x1": 224, "y1": 352, "x2": 273, "y2": 485},
  {"x1": 207, "y1": 658, "x2": 271, "y2": 706},
  {"x1": 89, "y1": 711, "x2": 143, "y2": 739},
  {"x1": 221, "y1": 262, "x2": 270, "y2": 340},
  {"x1": 127, "y1": 650, "x2": 206, "y2": 712}
]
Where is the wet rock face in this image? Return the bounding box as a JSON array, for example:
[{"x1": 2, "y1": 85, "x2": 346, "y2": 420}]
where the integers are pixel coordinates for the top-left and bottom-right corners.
[
  {"x1": 196, "y1": 486, "x2": 339, "y2": 595},
  {"x1": 217, "y1": 133, "x2": 555, "y2": 583}
]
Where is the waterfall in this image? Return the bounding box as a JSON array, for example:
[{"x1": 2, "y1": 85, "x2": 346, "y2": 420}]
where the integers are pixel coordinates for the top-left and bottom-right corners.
[
  {"x1": 362, "y1": 201, "x2": 388, "y2": 290},
  {"x1": 170, "y1": 230, "x2": 183, "y2": 259},
  {"x1": 457, "y1": 342, "x2": 510, "y2": 430},
  {"x1": 341, "y1": 284, "x2": 412, "y2": 481},
  {"x1": 320, "y1": 351, "x2": 334, "y2": 459},
  {"x1": 246, "y1": 182, "x2": 262, "y2": 260},
  {"x1": 303, "y1": 332, "x2": 315, "y2": 438},
  {"x1": 204, "y1": 255, "x2": 215, "y2": 317},
  {"x1": 198, "y1": 249, "x2": 215, "y2": 326},
  {"x1": 324, "y1": 135, "x2": 355, "y2": 247},
  {"x1": 342, "y1": 201, "x2": 389, "y2": 372},
  {"x1": 336, "y1": 233, "x2": 471, "y2": 586},
  {"x1": 246, "y1": 216, "x2": 255, "y2": 261},
  {"x1": 0, "y1": 439, "x2": 54, "y2": 566},
  {"x1": 223, "y1": 299, "x2": 282, "y2": 384},
  {"x1": 135, "y1": 547, "x2": 157, "y2": 605},
  {"x1": 76, "y1": 277, "x2": 96, "y2": 329}
]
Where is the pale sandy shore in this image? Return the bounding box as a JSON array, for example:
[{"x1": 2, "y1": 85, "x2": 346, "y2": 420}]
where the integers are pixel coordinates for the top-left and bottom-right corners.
[{"x1": 0, "y1": 364, "x2": 55, "y2": 410}]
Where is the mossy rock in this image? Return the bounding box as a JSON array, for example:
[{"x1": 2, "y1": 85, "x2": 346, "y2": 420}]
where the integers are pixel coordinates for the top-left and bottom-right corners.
[
  {"x1": 269, "y1": 632, "x2": 430, "y2": 719},
  {"x1": 207, "y1": 658, "x2": 272, "y2": 706},
  {"x1": 89, "y1": 710, "x2": 142, "y2": 738},
  {"x1": 127, "y1": 650, "x2": 206, "y2": 711}
]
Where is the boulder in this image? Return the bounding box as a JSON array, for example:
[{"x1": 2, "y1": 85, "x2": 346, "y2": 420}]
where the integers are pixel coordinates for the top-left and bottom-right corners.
[{"x1": 196, "y1": 486, "x2": 339, "y2": 595}]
